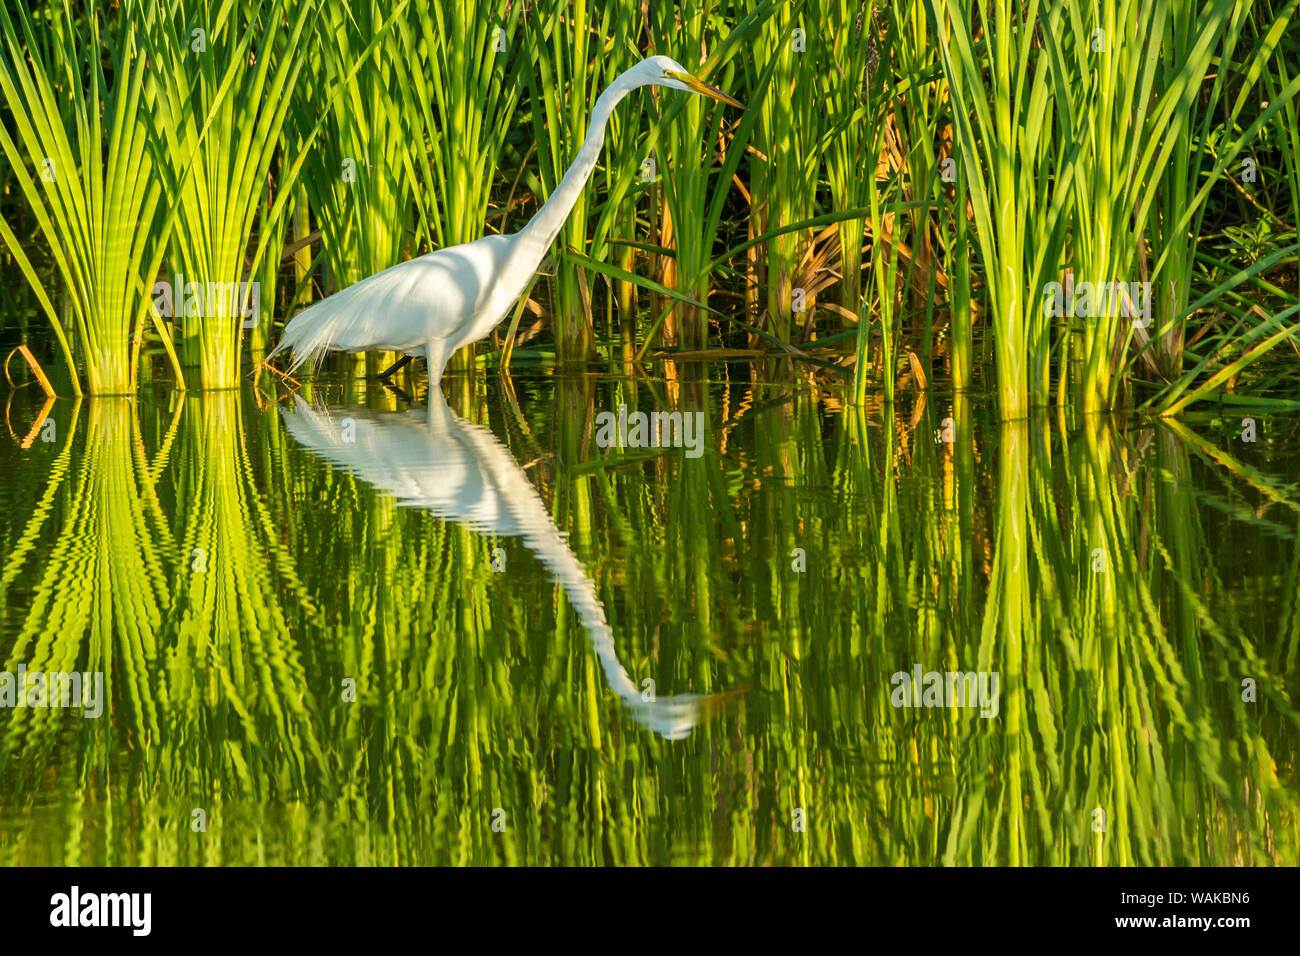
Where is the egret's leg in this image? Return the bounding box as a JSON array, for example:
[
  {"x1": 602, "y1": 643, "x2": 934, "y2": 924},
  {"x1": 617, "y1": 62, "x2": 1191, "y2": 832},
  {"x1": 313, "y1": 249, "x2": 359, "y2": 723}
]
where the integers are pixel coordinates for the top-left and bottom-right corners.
[
  {"x1": 377, "y1": 354, "x2": 413, "y2": 381},
  {"x1": 425, "y1": 340, "x2": 445, "y2": 399}
]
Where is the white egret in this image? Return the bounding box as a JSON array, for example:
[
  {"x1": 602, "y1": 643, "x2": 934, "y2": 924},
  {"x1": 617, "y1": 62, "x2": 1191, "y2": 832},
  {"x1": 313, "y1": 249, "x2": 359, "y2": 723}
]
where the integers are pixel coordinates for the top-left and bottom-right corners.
[
  {"x1": 280, "y1": 391, "x2": 731, "y2": 739},
  {"x1": 269, "y1": 56, "x2": 742, "y2": 391}
]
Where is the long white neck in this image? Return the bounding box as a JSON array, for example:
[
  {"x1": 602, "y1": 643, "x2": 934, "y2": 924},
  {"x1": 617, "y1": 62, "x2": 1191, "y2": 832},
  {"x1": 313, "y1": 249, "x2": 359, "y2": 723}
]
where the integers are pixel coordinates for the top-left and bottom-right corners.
[{"x1": 513, "y1": 81, "x2": 632, "y2": 264}]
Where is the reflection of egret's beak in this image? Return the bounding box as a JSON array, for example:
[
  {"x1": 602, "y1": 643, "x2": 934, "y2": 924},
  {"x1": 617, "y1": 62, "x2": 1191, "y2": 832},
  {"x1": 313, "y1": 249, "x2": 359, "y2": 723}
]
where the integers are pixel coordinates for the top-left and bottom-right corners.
[
  {"x1": 280, "y1": 394, "x2": 742, "y2": 742},
  {"x1": 625, "y1": 685, "x2": 749, "y2": 741},
  {"x1": 668, "y1": 70, "x2": 744, "y2": 109}
]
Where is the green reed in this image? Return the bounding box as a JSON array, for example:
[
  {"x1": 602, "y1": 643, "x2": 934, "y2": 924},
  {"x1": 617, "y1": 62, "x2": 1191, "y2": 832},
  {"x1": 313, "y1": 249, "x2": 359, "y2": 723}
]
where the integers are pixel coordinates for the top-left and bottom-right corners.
[
  {"x1": 747, "y1": 1, "x2": 822, "y2": 343},
  {"x1": 816, "y1": 0, "x2": 882, "y2": 320},
  {"x1": 396, "y1": 0, "x2": 525, "y2": 371},
  {"x1": 890, "y1": 0, "x2": 954, "y2": 389},
  {"x1": 286, "y1": 0, "x2": 415, "y2": 380},
  {"x1": 923, "y1": 0, "x2": 1300, "y2": 417},
  {"x1": 142, "y1": 0, "x2": 314, "y2": 390},
  {"x1": 0, "y1": 1, "x2": 179, "y2": 395},
  {"x1": 1, "y1": 1, "x2": 1297, "y2": 411},
  {"x1": 1047, "y1": 0, "x2": 1249, "y2": 413},
  {"x1": 924, "y1": 0, "x2": 1066, "y2": 418},
  {"x1": 536, "y1": 0, "x2": 646, "y2": 359},
  {"x1": 522, "y1": 0, "x2": 603, "y2": 361},
  {"x1": 1140, "y1": 0, "x2": 1300, "y2": 413},
  {"x1": 1265, "y1": 5, "x2": 1300, "y2": 293},
  {"x1": 293, "y1": 1, "x2": 412, "y2": 294},
  {"x1": 403, "y1": 2, "x2": 525, "y2": 249},
  {"x1": 595, "y1": 1, "x2": 646, "y2": 359},
  {"x1": 641, "y1": 1, "x2": 776, "y2": 350}
]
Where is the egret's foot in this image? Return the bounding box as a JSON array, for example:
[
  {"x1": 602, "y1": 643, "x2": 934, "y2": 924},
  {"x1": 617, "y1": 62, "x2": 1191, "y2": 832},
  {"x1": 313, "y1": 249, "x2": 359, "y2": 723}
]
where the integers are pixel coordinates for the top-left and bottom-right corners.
[
  {"x1": 378, "y1": 380, "x2": 415, "y2": 404},
  {"x1": 377, "y1": 354, "x2": 414, "y2": 381}
]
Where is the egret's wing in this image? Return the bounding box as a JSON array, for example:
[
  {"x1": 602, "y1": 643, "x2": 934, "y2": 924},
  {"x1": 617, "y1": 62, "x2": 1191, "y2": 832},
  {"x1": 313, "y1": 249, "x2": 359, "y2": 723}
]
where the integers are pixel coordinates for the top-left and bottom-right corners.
[
  {"x1": 270, "y1": 258, "x2": 429, "y2": 370},
  {"x1": 269, "y1": 238, "x2": 509, "y2": 371}
]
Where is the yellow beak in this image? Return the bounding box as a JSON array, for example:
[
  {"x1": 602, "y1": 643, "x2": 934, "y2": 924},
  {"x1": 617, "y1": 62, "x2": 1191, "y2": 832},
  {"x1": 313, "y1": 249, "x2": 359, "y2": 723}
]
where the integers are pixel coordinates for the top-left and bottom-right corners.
[{"x1": 666, "y1": 70, "x2": 744, "y2": 109}]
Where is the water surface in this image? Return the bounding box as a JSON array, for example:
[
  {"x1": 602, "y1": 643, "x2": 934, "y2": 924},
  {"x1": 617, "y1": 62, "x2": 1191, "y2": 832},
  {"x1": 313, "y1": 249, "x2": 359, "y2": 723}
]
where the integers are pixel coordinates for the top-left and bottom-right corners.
[{"x1": 1, "y1": 373, "x2": 1297, "y2": 865}]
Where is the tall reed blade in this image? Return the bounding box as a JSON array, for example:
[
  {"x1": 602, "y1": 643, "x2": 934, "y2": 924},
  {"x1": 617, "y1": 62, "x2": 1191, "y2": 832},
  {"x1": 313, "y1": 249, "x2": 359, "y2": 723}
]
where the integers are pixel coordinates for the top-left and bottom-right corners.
[
  {"x1": 142, "y1": 0, "x2": 315, "y2": 390},
  {"x1": 0, "y1": 2, "x2": 175, "y2": 395}
]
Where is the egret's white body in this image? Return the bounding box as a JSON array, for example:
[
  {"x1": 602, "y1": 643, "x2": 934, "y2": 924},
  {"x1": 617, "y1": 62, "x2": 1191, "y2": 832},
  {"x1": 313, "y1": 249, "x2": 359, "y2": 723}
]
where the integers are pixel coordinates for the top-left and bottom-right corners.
[
  {"x1": 281, "y1": 391, "x2": 723, "y2": 739},
  {"x1": 270, "y1": 56, "x2": 741, "y2": 392}
]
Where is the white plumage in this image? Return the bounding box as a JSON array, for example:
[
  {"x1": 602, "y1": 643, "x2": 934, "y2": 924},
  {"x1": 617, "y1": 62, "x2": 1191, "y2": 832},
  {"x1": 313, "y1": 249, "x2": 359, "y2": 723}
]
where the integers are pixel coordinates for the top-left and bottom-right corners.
[
  {"x1": 272, "y1": 235, "x2": 516, "y2": 381},
  {"x1": 268, "y1": 56, "x2": 742, "y2": 393}
]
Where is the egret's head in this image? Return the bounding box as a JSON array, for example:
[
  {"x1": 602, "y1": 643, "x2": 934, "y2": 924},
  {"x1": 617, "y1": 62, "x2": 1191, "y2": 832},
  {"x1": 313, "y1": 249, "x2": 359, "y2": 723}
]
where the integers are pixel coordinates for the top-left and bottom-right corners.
[{"x1": 637, "y1": 55, "x2": 744, "y2": 108}]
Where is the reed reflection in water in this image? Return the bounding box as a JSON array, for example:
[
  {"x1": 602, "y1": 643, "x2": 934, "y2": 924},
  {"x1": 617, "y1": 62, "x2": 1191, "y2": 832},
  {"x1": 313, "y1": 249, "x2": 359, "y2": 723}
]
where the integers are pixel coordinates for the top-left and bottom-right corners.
[
  {"x1": 280, "y1": 392, "x2": 724, "y2": 739},
  {"x1": 0, "y1": 380, "x2": 1296, "y2": 865}
]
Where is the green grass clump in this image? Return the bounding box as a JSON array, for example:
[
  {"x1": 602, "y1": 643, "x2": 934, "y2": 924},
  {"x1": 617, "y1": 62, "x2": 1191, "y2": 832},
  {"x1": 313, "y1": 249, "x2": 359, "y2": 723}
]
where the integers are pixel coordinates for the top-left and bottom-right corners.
[{"x1": 1, "y1": 0, "x2": 1297, "y2": 414}]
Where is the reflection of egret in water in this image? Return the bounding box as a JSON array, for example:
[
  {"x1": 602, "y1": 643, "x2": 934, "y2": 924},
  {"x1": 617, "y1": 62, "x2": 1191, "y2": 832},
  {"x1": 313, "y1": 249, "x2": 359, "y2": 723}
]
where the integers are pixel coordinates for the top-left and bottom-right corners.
[{"x1": 280, "y1": 391, "x2": 723, "y2": 739}]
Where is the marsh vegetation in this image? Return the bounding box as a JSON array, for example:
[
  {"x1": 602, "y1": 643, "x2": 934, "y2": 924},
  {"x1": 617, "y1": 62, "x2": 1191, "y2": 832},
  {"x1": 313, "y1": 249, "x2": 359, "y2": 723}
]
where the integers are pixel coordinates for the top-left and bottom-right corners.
[{"x1": 1, "y1": 1, "x2": 1298, "y2": 866}]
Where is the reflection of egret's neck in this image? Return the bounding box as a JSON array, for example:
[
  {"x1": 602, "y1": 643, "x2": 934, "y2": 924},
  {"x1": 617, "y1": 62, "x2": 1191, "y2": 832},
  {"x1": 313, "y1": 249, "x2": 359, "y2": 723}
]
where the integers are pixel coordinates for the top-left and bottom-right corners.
[{"x1": 280, "y1": 396, "x2": 713, "y2": 740}]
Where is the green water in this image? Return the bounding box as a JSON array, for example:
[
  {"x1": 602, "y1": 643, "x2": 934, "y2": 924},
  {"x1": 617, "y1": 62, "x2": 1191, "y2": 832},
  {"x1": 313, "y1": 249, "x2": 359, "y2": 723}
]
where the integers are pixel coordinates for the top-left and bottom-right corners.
[{"x1": 0, "y1": 372, "x2": 1296, "y2": 865}]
